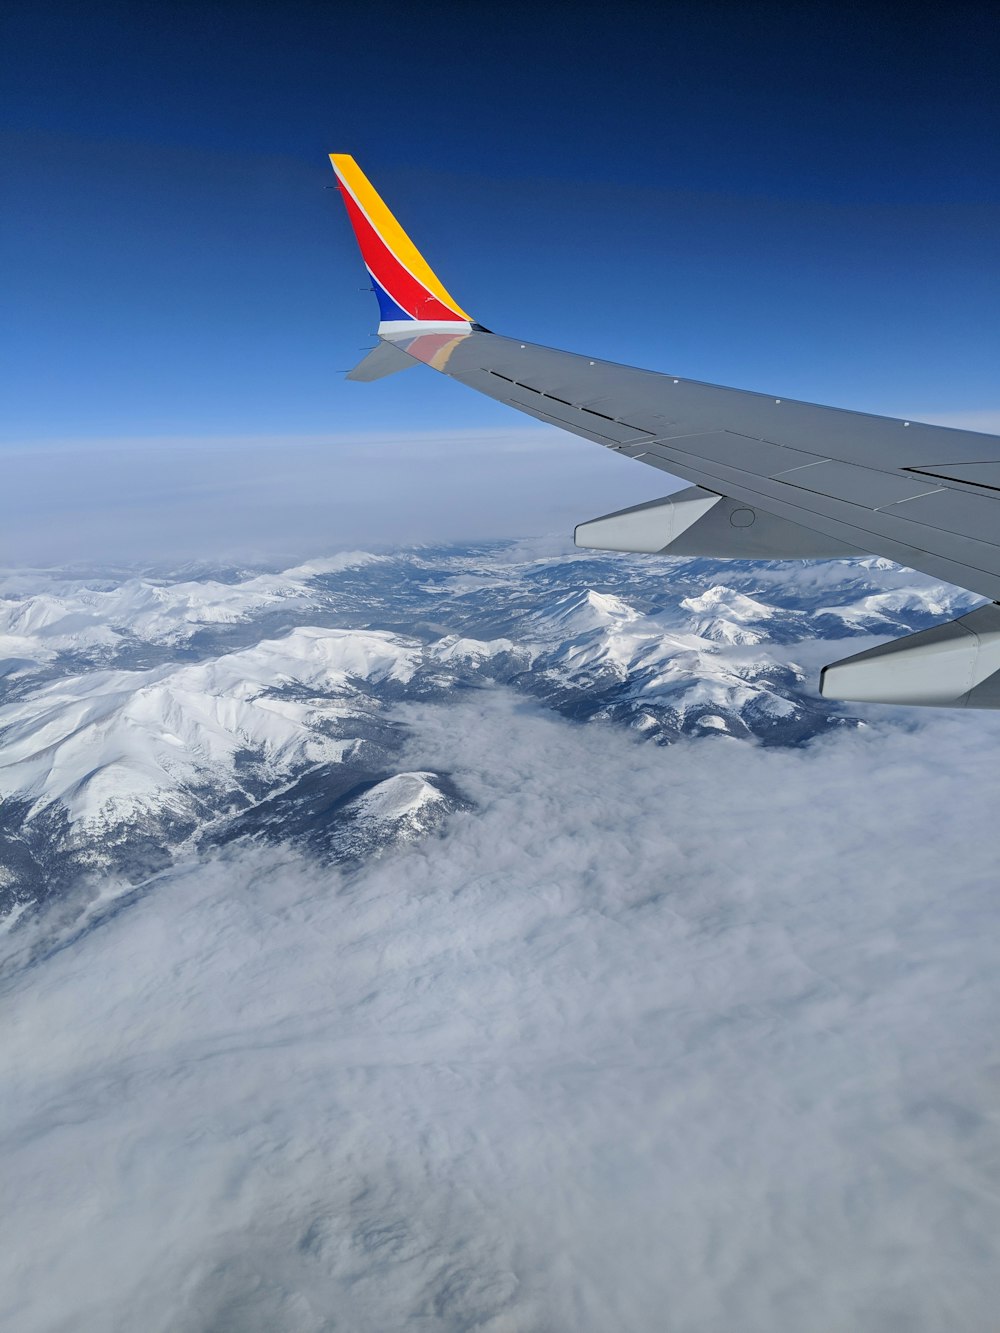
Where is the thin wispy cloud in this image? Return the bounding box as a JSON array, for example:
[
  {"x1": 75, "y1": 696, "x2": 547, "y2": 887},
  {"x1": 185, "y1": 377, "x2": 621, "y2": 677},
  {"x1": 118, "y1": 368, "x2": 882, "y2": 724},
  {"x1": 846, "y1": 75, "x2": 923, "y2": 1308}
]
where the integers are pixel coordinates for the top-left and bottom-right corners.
[{"x1": 0, "y1": 428, "x2": 661, "y2": 568}]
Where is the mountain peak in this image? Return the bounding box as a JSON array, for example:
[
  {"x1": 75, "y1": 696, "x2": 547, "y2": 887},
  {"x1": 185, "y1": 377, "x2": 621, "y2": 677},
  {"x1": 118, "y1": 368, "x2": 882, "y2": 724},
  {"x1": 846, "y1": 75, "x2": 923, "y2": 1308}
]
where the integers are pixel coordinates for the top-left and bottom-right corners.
[{"x1": 539, "y1": 588, "x2": 640, "y2": 634}]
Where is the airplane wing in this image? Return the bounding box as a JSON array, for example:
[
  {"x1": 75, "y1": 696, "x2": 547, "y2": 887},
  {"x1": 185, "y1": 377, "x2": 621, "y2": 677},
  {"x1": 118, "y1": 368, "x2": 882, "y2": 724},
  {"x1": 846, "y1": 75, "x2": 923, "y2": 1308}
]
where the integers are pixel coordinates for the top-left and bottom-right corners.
[{"x1": 329, "y1": 153, "x2": 1000, "y2": 708}]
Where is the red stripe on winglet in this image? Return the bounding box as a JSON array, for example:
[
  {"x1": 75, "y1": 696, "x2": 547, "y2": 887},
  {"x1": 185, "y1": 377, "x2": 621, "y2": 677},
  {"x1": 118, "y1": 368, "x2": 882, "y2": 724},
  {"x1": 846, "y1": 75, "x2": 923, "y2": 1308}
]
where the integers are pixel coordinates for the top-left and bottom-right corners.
[{"x1": 339, "y1": 187, "x2": 465, "y2": 322}]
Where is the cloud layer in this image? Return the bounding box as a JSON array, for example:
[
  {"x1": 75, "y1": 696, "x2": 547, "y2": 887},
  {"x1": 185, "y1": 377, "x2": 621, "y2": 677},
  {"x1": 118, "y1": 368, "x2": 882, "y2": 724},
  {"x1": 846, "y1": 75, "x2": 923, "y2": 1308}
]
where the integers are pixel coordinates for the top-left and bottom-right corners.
[
  {"x1": 0, "y1": 429, "x2": 659, "y2": 568},
  {"x1": 3, "y1": 693, "x2": 1000, "y2": 1331}
]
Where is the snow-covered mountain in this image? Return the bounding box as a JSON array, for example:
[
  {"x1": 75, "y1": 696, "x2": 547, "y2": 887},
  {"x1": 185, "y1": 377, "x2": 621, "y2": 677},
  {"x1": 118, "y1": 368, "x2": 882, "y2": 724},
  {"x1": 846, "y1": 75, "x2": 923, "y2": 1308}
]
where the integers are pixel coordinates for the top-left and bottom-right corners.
[
  {"x1": 0, "y1": 540, "x2": 980, "y2": 921},
  {"x1": 1, "y1": 627, "x2": 419, "y2": 825}
]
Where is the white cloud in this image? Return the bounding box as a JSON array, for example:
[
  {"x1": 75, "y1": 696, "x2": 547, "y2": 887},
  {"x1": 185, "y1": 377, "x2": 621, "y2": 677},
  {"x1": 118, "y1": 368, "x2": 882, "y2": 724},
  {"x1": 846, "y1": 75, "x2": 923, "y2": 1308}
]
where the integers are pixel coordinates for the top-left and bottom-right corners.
[{"x1": 3, "y1": 693, "x2": 1000, "y2": 1331}]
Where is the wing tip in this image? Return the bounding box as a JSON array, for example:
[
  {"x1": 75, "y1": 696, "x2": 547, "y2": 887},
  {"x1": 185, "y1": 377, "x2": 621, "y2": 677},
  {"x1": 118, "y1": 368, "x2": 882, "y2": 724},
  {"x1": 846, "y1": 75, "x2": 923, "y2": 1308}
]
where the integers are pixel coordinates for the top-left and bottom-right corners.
[{"x1": 327, "y1": 152, "x2": 473, "y2": 329}]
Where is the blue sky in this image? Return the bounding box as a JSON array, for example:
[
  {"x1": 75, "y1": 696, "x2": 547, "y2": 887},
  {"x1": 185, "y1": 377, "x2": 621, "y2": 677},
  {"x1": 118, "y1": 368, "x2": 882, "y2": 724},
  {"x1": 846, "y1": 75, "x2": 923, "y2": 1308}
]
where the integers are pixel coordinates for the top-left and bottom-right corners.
[{"x1": 3, "y1": 0, "x2": 999, "y2": 552}]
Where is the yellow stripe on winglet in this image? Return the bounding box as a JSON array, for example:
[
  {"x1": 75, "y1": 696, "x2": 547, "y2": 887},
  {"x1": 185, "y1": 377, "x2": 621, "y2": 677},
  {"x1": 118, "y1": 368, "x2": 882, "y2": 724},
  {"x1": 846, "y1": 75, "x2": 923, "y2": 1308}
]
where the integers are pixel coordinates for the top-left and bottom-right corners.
[{"x1": 330, "y1": 154, "x2": 471, "y2": 321}]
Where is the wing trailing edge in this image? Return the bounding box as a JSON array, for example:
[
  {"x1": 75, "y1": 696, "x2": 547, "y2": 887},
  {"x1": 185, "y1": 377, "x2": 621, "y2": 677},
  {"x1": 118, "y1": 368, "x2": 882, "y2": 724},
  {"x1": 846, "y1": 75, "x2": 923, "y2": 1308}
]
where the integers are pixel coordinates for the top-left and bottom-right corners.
[{"x1": 346, "y1": 341, "x2": 418, "y2": 382}]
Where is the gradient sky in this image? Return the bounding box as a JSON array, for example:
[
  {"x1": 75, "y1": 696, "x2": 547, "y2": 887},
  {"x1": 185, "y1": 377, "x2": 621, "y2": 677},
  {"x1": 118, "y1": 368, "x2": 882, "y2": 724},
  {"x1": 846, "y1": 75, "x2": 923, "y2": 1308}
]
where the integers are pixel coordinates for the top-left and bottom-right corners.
[{"x1": 4, "y1": 1, "x2": 999, "y2": 443}]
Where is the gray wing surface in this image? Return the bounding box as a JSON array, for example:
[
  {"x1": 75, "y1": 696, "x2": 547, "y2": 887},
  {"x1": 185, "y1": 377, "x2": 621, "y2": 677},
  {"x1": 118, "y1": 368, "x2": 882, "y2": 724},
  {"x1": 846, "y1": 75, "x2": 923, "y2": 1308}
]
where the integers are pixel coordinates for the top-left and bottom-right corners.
[{"x1": 392, "y1": 328, "x2": 1000, "y2": 605}]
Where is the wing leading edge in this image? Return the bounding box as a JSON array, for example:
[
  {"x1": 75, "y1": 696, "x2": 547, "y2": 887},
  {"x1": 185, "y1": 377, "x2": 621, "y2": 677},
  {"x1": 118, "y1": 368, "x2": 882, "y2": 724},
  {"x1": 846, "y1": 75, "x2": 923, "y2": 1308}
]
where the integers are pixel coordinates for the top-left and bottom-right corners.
[{"x1": 329, "y1": 153, "x2": 1000, "y2": 709}]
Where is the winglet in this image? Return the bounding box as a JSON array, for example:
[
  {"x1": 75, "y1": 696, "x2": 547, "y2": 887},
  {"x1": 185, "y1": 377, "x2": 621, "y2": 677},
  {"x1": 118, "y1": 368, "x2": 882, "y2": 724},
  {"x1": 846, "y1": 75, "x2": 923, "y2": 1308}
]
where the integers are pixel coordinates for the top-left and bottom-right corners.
[{"x1": 330, "y1": 154, "x2": 473, "y2": 334}]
